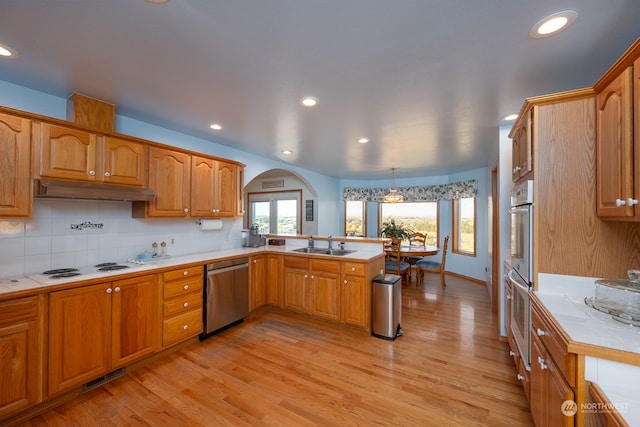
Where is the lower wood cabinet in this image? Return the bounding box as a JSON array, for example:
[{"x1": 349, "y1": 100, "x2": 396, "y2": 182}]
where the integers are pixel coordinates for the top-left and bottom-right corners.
[
  {"x1": 266, "y1": 254, "x2": 283, "y2": 307},
  {"x1": 48, "y1": 274, "x2": 159, "y2": 396},
  {"x1": 0, "y1": 296, "x2": 42, "y2": 418},
  {"x1": 308, "y1": 259, "x2": 341, "y2": 321},
  {"x1": 341, "y1": 262, "x2": 369, "y2": 329},
  {"x1": 283, "y1": 257, "x2": 309, "y2": 314},
  {"x1": 249, "y1": 254, "x2": 267, "y2": 311},
  {"x1": 161, "y1": 266, "x2": 203, "y2": 348}
]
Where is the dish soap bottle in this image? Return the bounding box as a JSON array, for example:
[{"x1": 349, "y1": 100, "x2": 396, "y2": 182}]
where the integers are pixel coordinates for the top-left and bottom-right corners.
[{"x1": 308, "y1": 236, "x2": 314, "y2": 248}]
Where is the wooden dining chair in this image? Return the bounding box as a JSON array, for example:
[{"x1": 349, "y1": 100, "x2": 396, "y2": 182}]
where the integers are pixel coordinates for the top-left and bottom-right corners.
[
  {"x1": 384, "y1": 238, "x2": 410, "y2": 285},
  {"x1": 405, "y1": 232, "x2": 426, "y2": 279},
  {"x1": 416, "y1": 236, "x2": 449, "y2": 289}
]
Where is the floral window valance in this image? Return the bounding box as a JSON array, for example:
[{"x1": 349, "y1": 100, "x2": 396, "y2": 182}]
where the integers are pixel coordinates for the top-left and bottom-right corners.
[{"x1": 343, "y1": 180, "x2": 477, "y2": 202}]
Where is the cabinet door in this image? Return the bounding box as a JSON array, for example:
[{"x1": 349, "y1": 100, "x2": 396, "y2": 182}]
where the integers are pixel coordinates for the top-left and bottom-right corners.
[
  {"x1": 214, "y1": 160, "x2": 237, "y2": 217},
  {"x1": 36, "y1": 122, "x2": 97, "y2": 181},
  {"x1": 0, "y1": 297, "x2": 41, "y2": 418},
  {"x1": 267, "y1": 254, "x2": 283, "y2": 307},
  {"x1": 283, "y1": 267, "x2": 308, "y2": 313},
  {"x1": 111, "y1": 274, "x2": 159, "y2": 369},
  {"x1": 0, "y1": 113, "x2": 31, "y2": 217},
  {"x1": 146, "y1": 147, "x2": 191, "y2": 217},
  {"x1": 529, "y1": 333, "x2": 545, "y2": 427},
  {"x1": 190, "y1": 155, "x2": 216, "y2": 217},
  {"x1": 249, "y1": 255, "x2": 267, "y2": 311},
  {"x1": 309, "y1": 270, "x2": 340, "y2": 321},
  {"x1": 236, "y1": 165, "x2": 245, "y2": 216},
  {"x1": 342, "y1": 274, "x2": 367, "y2": 328},
  {"x1": 102, "y1": 136, "x2": 147, "y2": 187},
  {"x1": 596, "y1": 67, "x2": 635, "y2": 218},
  {"x1": 48, "y1": 283, "x2": 111, "y2": 396},
  {"x1": 511, "y1": 111, "x2": 532, "y2": 182}
]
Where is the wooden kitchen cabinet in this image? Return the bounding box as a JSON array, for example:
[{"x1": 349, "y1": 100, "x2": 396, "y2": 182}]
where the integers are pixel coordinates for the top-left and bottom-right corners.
[
  {"x1": 139, "y1": 146, "x2": 191, "y2": 217},
  {"x1": 35, "y1": 122, "x2": 147, "y2": 186},
  {"x1": 249, "y1": 254, "x2": 267, "y2": 311},
  {"x1": 236, "y1": 165, "x2": 245, "y2": 216},
  {"x1": 266, "y1": 254, "x2": 283, "y2": 307},
  {"x1": 161, "y1": 266, "x2": 203, "y2": 348},
  {"x1": 341, "y1": 261, "x2": 369, "y2": 328},
  {"x1": 529, "y1": 296, "x2": 576, "y2": 427},
  {"x1": 308, "y1": 259, "x2": 341, "y2": 322},
  {"x1": 510, "y1": 109, "x2": 533, "y2": 183},
  {"x1": 48, "y1": 274, "x2": 159, "y2": 396},
  {"x1": 0, "y1": 296, "x2": 42, "y2": 418},
  {"x1": 191, "y1": 156, "x2": 237, "y2": 217},
  {"x1": 0, "y1": 112, "x2": 32, "y2": 217},
  {"x1": 283, "y1": 257, "x2": 309, "y2": 314}
]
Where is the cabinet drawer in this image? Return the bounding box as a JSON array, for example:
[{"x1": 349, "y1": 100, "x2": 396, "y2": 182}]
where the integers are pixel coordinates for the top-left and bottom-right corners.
[
  {"x1": 163, "y1": 276, "x2": 203, "y2": 299},
  {"x1": 163, "y1": 266, "x2": 203, "y2": 282},
  {"x1": 162, "y1": 308, "x2": 203, "y2": 347},
  {"x1": 163, "y1": 292, "x2": 202, "y2": 317},
  {"x1": 284, "y1": 256, "x2": 309, "y2": 269},
  {"x1": 531, "y1": 300, "x2": 576, "y2": 386},
  {"x1": 0, "y1": 296, "x2": 40, "y2": 324},
  {"x1": 343, "y1": 262, "x2": 365, "y2": 276},
  {"x1": 310, "y1": 259, "x2": 341, "y2": 273}
]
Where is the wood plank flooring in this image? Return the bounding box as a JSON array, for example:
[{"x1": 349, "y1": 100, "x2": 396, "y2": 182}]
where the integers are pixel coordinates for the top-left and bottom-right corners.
[{"x1": 20, "y1": 273, "x2": 534, "y2": 426}]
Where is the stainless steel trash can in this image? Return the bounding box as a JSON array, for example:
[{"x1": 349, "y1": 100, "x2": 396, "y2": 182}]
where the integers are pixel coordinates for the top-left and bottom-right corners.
[{"x1": 371, "y1": 274, "x2": 403, "y2": 340}]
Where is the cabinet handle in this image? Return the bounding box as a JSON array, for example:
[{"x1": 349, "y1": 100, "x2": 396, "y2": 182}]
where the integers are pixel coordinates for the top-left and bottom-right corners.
[
  {"x1": 89, "y1": 170, "x2": 96, "y2": 176},
  {"x1": 183, "y1": 271, "x2": 188, "y2": 276},
  {"x1": 184, "y1": 208, "x2": 189, "y2": 213},
  {"x1": 183, "y1": 302, "x2": 189, "y2": 308},
  {"x1": 114, "y1": 286, "x2": 121, "y2": 293},
  {"x1": 616, "y1": 198, "x2": 626, "y2": 206},
  {"x1": 310, "y1": 275, "x2": 315, "y2": 280},
  {"x1": 104, "y1": 172, "x2": 111, "y2": 177},
  {"x1": 506, "y1": 294, "x2": 512, "y2": 300},
  {"x1": 509, "y1": 350, "x2": 516, "y2": 357},
  {"x1": 106, "y1": 287, "x2": 112, "y2": 294},
  {"x1": 304, "y1": 274, "x2": 308, "y2": 279},
  {"x1": 344, "y1": 280, "x2": 348, "y2": 285},
  {"x1": 517, "y1": 374, "x2": 525, "y2": 381},
  {"x1": 183, "y1": 284, "x2": 189, "y2": 290},
  {"x1": 536, "y1": 328, "x2": 547, "y2": 336},
  {"x1": 513, "y1": 166, "x2": 521, "y2": 174},
  {"x1": 253, "y1": 260, "x2": 257, "y2": 263},
  {"x1": 538, "y1": 356, "x2": 548, "y2": 370},
  {"x1": 183, "y1": 325, "x2": 188, "y2": 330},
  {"x1": 351, "y1": 267, "x2": 356, "y2": 272},
  {"x1": 628, "y1": 198, "x2": 639, "y2": 206}
]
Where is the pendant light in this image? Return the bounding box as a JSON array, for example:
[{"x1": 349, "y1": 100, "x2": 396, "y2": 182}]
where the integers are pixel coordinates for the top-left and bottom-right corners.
[{"x1": 384, "y1": 168, "x2": 404, "y2": 204}]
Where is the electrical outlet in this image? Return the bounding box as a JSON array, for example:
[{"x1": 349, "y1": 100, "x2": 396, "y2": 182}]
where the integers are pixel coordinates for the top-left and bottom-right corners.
[{"x1": 169, "y1": 236, "x2": 175, "y2": 245}]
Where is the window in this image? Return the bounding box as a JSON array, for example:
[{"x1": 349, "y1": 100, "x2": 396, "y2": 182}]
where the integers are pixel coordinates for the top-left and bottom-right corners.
[
  {"x1": 452, "y1": 197, "x2": 476, "y2": 256},
  {"x1": 379, "y1": 202, "x2": 438, "y2": 245},
  {"x1": 344, "y1": 201, "x2": 366, "y2": 237},
  {"x1": 248, "y1": 190, "x2": 302, "y2": 235}
]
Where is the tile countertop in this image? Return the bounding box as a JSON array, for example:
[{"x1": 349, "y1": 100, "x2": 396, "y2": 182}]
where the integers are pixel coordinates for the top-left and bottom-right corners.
[
  {"x1": 0, "y1": 243, "x2": 384, "y2": 298},
  {"x1": 537, "y1": 273, "x2": 640, "y2": 425}
]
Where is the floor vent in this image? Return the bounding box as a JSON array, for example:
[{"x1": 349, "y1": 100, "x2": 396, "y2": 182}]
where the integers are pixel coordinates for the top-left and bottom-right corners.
[{"x1": 83, "y1": 368, "x2": 126, "y2": 393}]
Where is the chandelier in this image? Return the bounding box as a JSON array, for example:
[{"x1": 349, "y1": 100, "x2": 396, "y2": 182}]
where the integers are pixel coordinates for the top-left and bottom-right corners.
[{"x1": 383, "y1": 168, "x2": 404, "y2": 204}]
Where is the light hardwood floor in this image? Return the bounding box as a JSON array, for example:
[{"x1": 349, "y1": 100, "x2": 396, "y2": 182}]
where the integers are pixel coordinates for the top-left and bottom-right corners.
[{"x1": 20, "y1": 273, "x2": 534, "y2": 426}]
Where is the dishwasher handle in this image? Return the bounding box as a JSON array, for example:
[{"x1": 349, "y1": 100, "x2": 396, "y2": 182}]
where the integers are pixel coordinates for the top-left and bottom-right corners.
[{"x1": 207, "y1": 257, "x2": 249, "y2": 272}]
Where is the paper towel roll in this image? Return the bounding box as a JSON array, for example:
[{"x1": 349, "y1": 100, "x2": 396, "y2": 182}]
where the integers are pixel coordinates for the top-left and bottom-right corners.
[{"x1": 196, "y1": 219, "x2": 223, "y2": 230}]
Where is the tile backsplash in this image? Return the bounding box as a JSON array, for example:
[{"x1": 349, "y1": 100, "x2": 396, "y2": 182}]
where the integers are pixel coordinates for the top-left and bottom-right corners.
[{"x1": 0, "y1": 199, "x2": 243, "y2": 277}]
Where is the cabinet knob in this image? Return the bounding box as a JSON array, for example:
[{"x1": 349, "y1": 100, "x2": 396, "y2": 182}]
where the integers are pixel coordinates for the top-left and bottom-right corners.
[
  {"x1": 183, "y1": 325, "x2": 188, "y2": 330},
  {"x1": 310, "y1": 275, "x2": 315, "y2": 280},
  {"x1": 183, "y1": 302, "x2": 189, "y2": 308},
  {"x1": 616, "y1": 198, "x2": 626, "y2": 206},
  {"x1": 538, "y1": 356, "x2": 548, "y2": 370},
  {"x1": 253, "y1": 260, "x2": 257, "y2": 263},
  {"x1": 304, "y1": 274, "x2": 308, "y2": 279},
  {"x1": 536, "y1": 328, "x2": 547, "y2": 337},
  {"x1": 114, "y1": 286, "x2": 121, "y2": 293},
  {"x1": 506, "y1": 294, "x2": 512, "y2": 300},
  {"x1": 184, "y1": 284, "x2": 189, "y2": 290},
  {"x1": 513, "y1": 166, "x2": 521, "y2": 174},
  {"x1": 509, "y1": 350, "x2": 516, "y2": 357},
  {"x1": 89, "y1": 170, "x2": 96, "y2": 176},
  {"x1": 351, "y1": 267, "x2": 356, "y2": 271},
  {"x1": 517, "y1": 374, "x2": 525, "y2": 381},
  {"x1": 183, "y1": 271, "x2": 188, "y2": 276},
  {"x1": 344, "y1": 280, "x2": 348, "y2": 285},
  {"x1": 628, "y1": 198, "x2": 639, "y2": 206},
  {"x1": 104, "y1": 172, "x2": 111, "y2": 177},
  {"x1": 106, "y1": 288, "x2": 112, "y2": 294},
  {"x1": 184, "y1": 208, "x2": 189, "y2": 213}
]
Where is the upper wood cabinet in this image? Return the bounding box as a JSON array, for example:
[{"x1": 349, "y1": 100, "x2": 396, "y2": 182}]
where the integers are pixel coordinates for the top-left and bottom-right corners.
[
  {"x1": 0, "y1": 112, "x2": 32, "y2": 217},
  {"x1": 34, "y1": 122, "x2": 147, "y2": 187},
  {"x1": 510, "y1": 109, "x2": 533, "y2": 183},
  {"x1": 139, "y1": 146, "x2": 191, "y2": 217},
  {"x1": 191, "y1": 156, "x2": 237, "y2": 218},
  {"x1": 236, "y1": 165, "x2": 245, "y2": 216},
  {"x1": 596, "y1": 66, "x2": 636, "y2": 219}
]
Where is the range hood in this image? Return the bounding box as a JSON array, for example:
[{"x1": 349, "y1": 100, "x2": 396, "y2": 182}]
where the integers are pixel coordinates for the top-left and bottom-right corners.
[{"x1": 34, "y1": 179, "x2": 156, "y2": 202}]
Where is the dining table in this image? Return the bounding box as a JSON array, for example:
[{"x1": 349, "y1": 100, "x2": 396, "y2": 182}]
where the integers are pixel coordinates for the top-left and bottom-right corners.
[{"x1": 399, "y1": 245, "x2": 439, "y2": 257}]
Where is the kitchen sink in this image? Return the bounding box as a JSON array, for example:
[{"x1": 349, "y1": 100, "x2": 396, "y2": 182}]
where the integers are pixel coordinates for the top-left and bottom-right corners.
[{"x1": 291, "y1": 247, "x2": 355, "y2": 256}]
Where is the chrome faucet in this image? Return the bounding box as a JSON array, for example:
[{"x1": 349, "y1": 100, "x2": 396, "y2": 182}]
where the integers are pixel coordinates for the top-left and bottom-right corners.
[{"x1": 328, "y1": 235, "x2": 333, "y2": 250}]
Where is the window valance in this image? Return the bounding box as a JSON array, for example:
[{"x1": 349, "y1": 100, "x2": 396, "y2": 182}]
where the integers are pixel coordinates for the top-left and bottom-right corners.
[{"x1": 343, "y1": 180, "x2": 477, "y2": 202}]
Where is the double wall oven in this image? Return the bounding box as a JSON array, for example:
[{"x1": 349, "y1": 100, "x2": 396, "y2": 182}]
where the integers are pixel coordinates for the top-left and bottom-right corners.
[{"x1": 508, "y1": 180, "x2": 533, "y2": 370}]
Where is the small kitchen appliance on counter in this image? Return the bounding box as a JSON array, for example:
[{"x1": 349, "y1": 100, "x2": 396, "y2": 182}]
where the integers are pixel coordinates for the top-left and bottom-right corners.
[
  {"x1": 585, "y1": 269, "x2": 640, "y2": 326},
  {"x1": 243, "y1": 224, "x2": 265, "y2": 247}
]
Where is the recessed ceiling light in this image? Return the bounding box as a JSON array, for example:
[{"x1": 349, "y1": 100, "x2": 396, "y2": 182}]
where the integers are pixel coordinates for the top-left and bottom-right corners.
[
  {"x1": 529, "y1": 10, "x2": 577, "y2": 39},
  {"x1": 299, "y1": 96, "x2": 319, "y2": 107},
  {"x1": 504, "y1": 114, "x2": 518, "y2": 121},
  {"x1": 0, "y1": 43, "x2": 18, "y2": 58},
  {"x1": 145, "y1": 0, "x2": 170, "y2": 4},
  {"x1": 209, "y1": 123, "x2": 222, "y2": 130},
  {"x1": 281, "y1": 150, "x2": 293, "y2": 155},
  {"x1": 357, "y1": 138, "x2": 369, "y2": 144}
]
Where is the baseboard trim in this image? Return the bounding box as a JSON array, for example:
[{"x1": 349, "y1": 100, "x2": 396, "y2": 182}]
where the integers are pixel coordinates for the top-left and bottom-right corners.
[{"x1": 445, "y1": 271, "x2": 486, "y2": 286}]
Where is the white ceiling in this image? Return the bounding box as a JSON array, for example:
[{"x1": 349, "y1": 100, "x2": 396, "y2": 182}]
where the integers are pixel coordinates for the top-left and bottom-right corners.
[{"x1": 0, "y1": 1, "x2": 638, "y2": 180}]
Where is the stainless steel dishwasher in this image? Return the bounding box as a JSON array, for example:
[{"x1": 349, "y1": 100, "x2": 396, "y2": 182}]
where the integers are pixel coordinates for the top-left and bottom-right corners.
[{"x1": 200, "y1": 257, "x2": 249, "y2": 340}]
